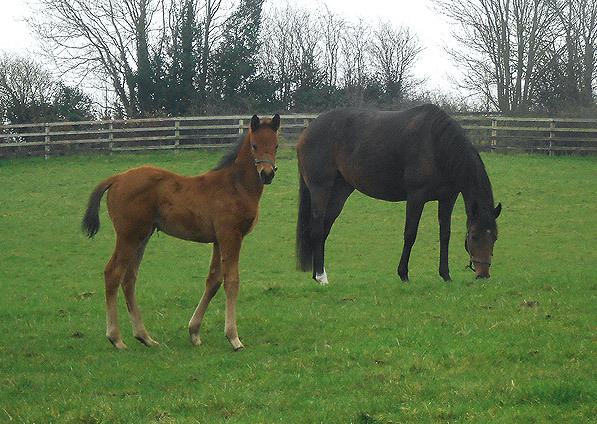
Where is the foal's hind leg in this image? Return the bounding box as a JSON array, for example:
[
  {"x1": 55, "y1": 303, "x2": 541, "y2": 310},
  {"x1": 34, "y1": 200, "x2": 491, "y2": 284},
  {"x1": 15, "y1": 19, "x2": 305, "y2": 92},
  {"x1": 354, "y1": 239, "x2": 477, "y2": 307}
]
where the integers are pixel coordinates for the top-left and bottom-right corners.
[
  {"x1": 122, "y1": 233, "x2": 159, "y2": 347},
  {"x1": 188, "y1": 243, "x2": 223, "y2": 346},
  {"x1": 104, "y1": 238, "x2": 139, "y2": 350}
]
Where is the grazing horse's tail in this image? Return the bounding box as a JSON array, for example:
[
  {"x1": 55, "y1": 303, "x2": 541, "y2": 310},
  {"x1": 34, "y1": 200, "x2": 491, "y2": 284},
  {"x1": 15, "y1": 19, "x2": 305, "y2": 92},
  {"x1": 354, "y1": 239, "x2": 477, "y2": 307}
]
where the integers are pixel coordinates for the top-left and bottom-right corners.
[
  {"x1": 296, "y1": 173, "x2": 313, "y2": 272},
  {"x1": 82, "y1": 175, "x2": 118, "y2": 238}
]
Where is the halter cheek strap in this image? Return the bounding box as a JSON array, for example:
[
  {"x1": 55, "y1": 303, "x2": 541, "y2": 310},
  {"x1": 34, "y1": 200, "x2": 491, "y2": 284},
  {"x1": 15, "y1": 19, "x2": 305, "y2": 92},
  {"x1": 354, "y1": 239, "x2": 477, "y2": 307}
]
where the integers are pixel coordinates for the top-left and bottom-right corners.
[
  {"x1": 254, "y1": 158, "x2": 278, "y2": 172},
  {"x1": 465, "y1": 230, "x2": 492, "y2": 272}
]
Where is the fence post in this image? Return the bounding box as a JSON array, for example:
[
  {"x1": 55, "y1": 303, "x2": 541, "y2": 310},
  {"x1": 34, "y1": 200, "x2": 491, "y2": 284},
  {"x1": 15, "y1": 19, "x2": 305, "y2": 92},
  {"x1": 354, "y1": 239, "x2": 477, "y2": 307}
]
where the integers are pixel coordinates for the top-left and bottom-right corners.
[
  {"x1": 109, "y1": 121, "x2": 114, "y2": 155},
  {"x1": 174, "y1": 120, "x2": 180, "y2": 154},
  {"x1": 549, "y1": 119, "x2": 556, "y2": 156},
  {"x1": 491, "y1": 119, "x2": 497, "y2": 151},
  {"x1": 44, "y1": 124, "x2": 51, "y2": 160}
]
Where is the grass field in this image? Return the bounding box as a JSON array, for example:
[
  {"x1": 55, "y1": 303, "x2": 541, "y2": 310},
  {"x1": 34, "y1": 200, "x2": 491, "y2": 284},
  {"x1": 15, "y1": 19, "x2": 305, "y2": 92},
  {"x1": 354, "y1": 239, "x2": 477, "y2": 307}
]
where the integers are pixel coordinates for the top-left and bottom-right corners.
[{"x1": 0, "y1": 149, "x2": 595, "y2": 423}]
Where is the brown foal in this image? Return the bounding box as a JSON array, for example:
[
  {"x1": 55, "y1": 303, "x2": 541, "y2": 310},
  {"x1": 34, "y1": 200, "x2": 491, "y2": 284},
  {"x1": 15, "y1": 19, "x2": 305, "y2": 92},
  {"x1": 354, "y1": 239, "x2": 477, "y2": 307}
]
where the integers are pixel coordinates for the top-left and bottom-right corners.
[{"x1": 82, "y1": 114, "x2": 280, "y2": 351}]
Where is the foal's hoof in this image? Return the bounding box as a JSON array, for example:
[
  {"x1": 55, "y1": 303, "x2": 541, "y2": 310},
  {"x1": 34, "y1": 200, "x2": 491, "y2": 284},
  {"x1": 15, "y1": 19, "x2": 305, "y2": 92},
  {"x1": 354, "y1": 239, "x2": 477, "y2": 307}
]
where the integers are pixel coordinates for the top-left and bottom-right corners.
[
  {"x1": 135, "y1": 336, "x2": 159, "y2": 347},
  {"x1": 108, "y1": 337, "x2": 128, "y2": 351},
  {"x1": 189, "y1": 330, "x2": 202, "y2": 346},
  {"x1": 228, "y1": 336, "x2": 244, "y2": 351}
]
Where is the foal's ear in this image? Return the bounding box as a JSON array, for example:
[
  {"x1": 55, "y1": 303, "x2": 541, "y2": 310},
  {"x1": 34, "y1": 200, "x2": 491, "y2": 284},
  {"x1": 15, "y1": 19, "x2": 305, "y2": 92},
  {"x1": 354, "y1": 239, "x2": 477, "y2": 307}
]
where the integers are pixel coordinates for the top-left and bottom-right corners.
[
  {"x1": 270, "y1": 114, "x2": 281, "y2": 131},
  {"x1": 250, "y1": 114, "x2": 261, "y2": 132},
  {"x1": 494, "y1": 202, "x2": 502, "y2": 219}
]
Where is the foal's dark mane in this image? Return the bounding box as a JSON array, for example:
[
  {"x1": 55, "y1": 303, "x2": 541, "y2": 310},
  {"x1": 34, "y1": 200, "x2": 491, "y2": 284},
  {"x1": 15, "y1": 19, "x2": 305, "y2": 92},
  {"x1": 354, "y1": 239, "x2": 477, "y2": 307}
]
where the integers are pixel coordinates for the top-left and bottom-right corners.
[
  {"x1": 428, "y1": 106, "x2": 495, "y2": 207},
  {"x1": 212, "y1": 132, "x2": 247, "y2": 171}
]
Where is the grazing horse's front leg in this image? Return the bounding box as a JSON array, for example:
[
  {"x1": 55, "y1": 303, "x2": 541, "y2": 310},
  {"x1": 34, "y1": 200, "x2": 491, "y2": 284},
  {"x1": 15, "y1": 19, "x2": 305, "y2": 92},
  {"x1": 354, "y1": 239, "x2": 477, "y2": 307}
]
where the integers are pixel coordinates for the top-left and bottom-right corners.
[
  {"x1": 397, "y1": 192, "x2": 426, "y2": 282},
  {"x1": 217, "y1": 230, "x2": 245, "y2": 351},
  {"x1": 438, "y1": 195, "x2": 458, "y2": 282},
  {"x1": 189, "y1": 243, "x2": 223, "y2": 346}
]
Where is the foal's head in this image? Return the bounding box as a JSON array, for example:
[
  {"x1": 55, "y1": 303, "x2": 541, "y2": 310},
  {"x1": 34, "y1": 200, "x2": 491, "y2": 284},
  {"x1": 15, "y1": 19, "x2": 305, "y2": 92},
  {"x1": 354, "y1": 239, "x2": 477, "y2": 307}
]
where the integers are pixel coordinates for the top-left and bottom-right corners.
[
  {"x1": 250, "y1": 114, "x2": 281, "y2": 185},
  {"x1": 465, "y1": 202, "x2": 502, "y2": 279}
]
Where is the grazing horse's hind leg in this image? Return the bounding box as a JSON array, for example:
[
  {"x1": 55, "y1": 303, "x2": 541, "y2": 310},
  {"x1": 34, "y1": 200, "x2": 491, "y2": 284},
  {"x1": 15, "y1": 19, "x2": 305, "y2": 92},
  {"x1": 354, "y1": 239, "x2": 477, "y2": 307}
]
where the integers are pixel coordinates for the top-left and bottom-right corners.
[
  {"x1": 307, "y1": 182, "x2": 334, "y2": 285},
  {"x1": 397, "y1": 191, "x2": 426, "y2": 282},
  {"x1": 189, "y1": 243, "x2": 223, "y2": 346}
]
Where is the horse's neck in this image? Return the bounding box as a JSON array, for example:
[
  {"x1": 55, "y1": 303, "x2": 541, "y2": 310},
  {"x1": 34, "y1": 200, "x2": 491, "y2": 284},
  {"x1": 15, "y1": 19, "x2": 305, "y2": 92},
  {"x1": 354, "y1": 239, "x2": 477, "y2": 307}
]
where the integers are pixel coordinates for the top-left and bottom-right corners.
[
  {"x1": 230, "y1": 138, "x2": 263, "y2": 196},
  {"x1": 460, "y1": 160, "x2": 494, "y2": 218}
]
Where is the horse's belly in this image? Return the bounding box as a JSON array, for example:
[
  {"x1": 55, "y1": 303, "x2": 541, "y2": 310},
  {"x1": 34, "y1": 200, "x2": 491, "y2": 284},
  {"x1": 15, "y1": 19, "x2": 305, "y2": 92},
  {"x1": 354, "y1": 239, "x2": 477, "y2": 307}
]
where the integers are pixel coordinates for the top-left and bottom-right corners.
[
  {"x1": 155, "y1": 211, "x2": 215, "y2": 243},
  {"x1": 355, "y1": 183, "x2": 407, "y2": 202}
]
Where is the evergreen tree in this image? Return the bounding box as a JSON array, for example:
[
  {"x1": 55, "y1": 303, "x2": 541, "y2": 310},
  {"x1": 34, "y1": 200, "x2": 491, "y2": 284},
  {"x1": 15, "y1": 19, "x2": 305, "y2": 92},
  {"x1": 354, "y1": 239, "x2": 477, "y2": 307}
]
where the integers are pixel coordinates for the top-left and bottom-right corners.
[{"x1": 212, "y1": 0, "x2": 264, "y2": 112}]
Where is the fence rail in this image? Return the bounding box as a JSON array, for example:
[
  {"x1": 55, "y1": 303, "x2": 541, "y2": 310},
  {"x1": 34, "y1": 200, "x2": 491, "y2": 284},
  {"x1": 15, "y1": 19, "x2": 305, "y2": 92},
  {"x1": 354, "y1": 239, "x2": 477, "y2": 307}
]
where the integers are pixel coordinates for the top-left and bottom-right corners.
[{"x1": 1, "y1": 113, "x2": 596, "y2": 159}]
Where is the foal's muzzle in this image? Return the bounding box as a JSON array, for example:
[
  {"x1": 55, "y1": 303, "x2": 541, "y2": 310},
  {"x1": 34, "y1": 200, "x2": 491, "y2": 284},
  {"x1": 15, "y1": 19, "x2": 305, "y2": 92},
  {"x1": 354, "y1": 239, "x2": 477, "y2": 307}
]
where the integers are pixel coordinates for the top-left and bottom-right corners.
[{"x1": 255, "y1": 158, "x2": 277, "y2": 185}]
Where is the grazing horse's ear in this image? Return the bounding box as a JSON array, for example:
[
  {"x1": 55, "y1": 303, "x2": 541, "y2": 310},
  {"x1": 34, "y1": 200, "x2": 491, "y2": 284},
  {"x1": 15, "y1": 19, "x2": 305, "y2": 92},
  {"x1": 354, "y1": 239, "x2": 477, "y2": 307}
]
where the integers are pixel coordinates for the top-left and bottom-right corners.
[
  {"x1": 494, "y1": 202, "x2": 502, "y2": 219},
  {"x1": 270, "y1": 114, "x2": 281, "y2": 131},
  {"x1": 250, "y1": 115, "x2": 261, "y2": 132}
]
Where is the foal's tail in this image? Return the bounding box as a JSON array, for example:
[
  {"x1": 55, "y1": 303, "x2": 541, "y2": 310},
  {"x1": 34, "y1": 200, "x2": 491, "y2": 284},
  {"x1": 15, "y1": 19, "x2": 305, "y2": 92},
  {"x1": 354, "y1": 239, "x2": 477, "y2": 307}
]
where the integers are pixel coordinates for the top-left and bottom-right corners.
[
  {"x1": 82, "y1": 175, "x2": 118, "y2": 238},
  {"x1": 296, "y1": 173, "x2": 313, "y2": 272}
]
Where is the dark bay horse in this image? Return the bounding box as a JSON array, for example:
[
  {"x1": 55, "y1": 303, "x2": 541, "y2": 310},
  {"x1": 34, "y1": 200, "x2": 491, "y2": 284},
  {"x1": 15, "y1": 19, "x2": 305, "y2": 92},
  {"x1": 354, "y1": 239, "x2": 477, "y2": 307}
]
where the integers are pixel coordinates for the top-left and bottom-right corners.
[
  {"x1": 296, "y1": 104, "x2": 501, "y2": 284},
  {"x1": 82, "y1": 114, "x2": 280, "y2": 351}
]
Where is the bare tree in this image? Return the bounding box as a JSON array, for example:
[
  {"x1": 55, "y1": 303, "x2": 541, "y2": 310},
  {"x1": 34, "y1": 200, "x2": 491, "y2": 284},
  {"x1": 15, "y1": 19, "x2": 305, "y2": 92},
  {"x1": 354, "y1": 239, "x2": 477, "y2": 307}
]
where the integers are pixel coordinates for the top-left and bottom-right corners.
[
  {"x1": 198, "y1": 0, "x2": 224, "y2": 107},
  {"x1": 370, "y1": 21, "x2": 423, "y2": 101},
  {"x1": 550, "y1": 0, "x2": 597, "y2": 106},
  {"x1": 319, "y1": 6, "x2": 345, "y2": 88},
  {"x1": 29, "y1": 0, "x2": 161, "y2": 117},
  {"x1": 436, "y1": 0, "x2": 575, "y2": 113},
  {"x1": 0, "y1": 54, "x2": 57, "y2": 123},
  {"x1": 341, "y1": 18, "x2": 371, "y2": 106}
]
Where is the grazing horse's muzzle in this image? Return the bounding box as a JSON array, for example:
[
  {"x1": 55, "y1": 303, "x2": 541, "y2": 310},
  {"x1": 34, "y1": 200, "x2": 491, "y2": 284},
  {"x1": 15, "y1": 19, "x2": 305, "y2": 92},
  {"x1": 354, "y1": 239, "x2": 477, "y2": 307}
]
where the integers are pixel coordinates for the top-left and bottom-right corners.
[{"x1": 255, "y1": 158, "x2": 277, "y2": 185}]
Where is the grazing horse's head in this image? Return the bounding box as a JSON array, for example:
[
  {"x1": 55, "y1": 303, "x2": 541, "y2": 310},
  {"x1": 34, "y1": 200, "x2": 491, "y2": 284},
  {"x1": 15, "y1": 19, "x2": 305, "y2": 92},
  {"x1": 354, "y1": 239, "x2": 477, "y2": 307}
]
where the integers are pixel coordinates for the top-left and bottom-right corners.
[
  {"x1": 465, "y1": 202, "x2": 502, "y2": 279},
  {"x1": 250, "y1": 114, "x2": 280, "y2": 185}
]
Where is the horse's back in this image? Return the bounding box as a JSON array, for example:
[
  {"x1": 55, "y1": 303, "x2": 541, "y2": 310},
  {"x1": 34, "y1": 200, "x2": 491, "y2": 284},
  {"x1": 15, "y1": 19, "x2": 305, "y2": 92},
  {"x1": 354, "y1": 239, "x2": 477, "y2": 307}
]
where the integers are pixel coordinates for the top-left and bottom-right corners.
[{"x1": 298, "y1": 105, "x2": 455, "y2": 200}]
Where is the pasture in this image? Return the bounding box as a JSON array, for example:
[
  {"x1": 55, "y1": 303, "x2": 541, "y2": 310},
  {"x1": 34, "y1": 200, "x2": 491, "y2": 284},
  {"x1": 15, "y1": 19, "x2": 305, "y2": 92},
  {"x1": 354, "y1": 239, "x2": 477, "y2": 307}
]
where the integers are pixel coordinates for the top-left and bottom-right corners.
[{"x1": 0, "y1": 149, "x2": 595, "y2": 423}]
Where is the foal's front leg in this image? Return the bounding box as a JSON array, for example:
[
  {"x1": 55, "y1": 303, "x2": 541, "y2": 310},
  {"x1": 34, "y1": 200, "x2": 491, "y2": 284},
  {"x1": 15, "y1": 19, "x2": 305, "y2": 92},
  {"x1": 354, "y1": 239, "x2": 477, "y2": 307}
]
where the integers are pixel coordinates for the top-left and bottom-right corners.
[
  {"x1": 189, "y1": 243, "x2": 223, "y2": 346},
  {"x1": 218, "y1": 231, "x2": 244, "y2": 351}
]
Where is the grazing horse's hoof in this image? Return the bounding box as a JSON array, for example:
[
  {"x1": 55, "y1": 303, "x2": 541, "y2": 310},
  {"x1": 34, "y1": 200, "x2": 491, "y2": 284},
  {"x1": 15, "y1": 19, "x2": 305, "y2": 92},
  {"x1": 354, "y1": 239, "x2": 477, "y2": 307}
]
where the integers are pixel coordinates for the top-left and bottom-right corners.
[{"x1": 314, "y1": 270, "x2": 329, "y2": 285}]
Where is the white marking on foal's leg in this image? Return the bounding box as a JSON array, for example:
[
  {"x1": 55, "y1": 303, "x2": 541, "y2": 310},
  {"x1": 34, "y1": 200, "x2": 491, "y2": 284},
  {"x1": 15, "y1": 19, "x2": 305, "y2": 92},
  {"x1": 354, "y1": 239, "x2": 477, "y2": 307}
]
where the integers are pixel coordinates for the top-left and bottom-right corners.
[{"x1": 315, "y1": 269, "x2": 329, "y2": 285}]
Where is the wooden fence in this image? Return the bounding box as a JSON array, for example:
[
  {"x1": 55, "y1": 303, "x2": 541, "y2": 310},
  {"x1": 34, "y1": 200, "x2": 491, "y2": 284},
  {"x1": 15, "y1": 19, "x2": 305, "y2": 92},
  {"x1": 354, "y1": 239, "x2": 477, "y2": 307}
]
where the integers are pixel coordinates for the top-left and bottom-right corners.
[{"x1": 1, "y1": 113, "x2": 596, "y2": 159}]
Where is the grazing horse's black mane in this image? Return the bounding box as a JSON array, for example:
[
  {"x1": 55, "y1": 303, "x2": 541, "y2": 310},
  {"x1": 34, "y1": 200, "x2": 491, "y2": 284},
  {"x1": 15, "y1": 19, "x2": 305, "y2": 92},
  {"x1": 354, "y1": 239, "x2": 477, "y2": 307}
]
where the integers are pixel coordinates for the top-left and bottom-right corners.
[{"x1": 427, "y1": 105, "x2": 495, "y2": 207}]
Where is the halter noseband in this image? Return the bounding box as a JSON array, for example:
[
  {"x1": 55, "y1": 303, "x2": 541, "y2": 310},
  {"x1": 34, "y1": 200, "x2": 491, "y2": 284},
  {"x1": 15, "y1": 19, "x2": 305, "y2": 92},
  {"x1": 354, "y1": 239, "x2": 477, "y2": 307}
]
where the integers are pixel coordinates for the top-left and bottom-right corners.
[
  {"x1": 254, "y1": 158, "x2": 278, "y2": 172},
  {"x1": 465, "y1": 229, "x2": 492, "y2": 272}
]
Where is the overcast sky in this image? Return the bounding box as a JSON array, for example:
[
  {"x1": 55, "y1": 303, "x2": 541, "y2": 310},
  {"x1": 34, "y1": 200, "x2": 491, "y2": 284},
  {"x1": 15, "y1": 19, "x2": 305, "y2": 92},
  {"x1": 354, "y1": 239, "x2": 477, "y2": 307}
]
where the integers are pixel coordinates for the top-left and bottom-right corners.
[{"x1": 0, "y1": 0, "x2": 460, "y2": 95}]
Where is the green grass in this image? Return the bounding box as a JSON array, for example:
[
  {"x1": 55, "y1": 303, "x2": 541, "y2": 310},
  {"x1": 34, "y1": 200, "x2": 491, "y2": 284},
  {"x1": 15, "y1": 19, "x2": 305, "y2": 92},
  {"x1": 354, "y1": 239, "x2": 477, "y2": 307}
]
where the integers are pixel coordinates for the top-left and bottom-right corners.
[{"x1": 0, "y1": 149, "x2": 595, "y2": 423}]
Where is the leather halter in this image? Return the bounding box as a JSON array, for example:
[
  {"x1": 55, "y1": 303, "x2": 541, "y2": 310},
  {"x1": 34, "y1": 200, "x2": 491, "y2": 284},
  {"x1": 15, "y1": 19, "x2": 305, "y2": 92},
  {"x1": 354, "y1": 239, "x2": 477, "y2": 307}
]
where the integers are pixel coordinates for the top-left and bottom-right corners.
[
  {"x1": 254, "y1": 158, "x2": 278, "y2": 172},
  {"x1": 465, "y1": 229, "x2": 492, "y2": 272}
]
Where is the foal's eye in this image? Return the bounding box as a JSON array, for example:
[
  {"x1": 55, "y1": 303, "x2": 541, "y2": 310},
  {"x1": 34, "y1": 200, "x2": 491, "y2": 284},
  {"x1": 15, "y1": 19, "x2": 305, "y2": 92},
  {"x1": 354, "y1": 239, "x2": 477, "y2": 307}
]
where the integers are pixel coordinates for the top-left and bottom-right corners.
[
  {"x1": 252, "y1": 144, "x2": 258, "y2": 151},
  {"x1": 275, "y1": 145, "x2": 279, "y2": 151}
]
